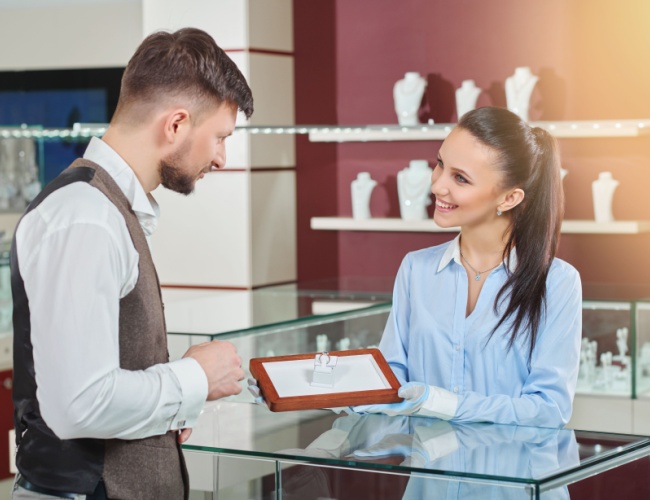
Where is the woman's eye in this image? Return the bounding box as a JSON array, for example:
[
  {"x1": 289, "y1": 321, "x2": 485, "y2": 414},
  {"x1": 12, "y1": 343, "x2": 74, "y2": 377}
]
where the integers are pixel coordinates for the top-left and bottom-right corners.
[
  {"x1": 436, "y1": 159, "x2": 443, "y2": 168},
  {"x1": 454, "y1": 174, "x2": 468, "y2": 184}
]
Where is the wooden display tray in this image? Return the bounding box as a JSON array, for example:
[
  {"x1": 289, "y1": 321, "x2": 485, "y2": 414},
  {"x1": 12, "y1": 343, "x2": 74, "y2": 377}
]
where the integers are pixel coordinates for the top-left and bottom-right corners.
[{"x1": 249, "y1": 348, "x2": 402, "y2": 412}]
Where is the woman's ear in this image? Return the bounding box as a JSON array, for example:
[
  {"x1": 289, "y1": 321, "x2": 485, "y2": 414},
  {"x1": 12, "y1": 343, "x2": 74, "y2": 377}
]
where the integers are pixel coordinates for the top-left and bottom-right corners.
[{"x1": 498, "y1": 188, "x2": 525, "y2": 214}]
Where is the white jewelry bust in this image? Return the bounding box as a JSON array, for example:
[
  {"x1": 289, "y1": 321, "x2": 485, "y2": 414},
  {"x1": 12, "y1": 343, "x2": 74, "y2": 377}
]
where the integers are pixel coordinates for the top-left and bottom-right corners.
[
  {"x1": 455, "y1": 80, "x2": 481, "y2": 120},
  {"x1": 393, "y1": 72, "x2": 427, "y2": 126},
  {"x1": 505, "y1": 67, "x2": 539, "y2": 122},
  {"x1": 614, "y1": 327, "x2": 629, "y2": 361},
  {"x1": 397, "y1": 160, "x2": 432, "y2": 220},
  {"x1": 592, "y1": 171, "x2": 619, "y2": 223},
  {"x1": 351, "y1": 172, "x2": 377, "y2": 220}
]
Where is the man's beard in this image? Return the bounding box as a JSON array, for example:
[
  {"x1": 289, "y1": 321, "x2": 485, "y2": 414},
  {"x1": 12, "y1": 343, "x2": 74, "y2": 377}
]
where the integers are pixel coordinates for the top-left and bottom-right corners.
[
  {"x1": 160, "y1": 161, "x2": 196, "y2": 195},
  {"x1": 159, "y1": 140, "x2": 196, "y2": 196}
]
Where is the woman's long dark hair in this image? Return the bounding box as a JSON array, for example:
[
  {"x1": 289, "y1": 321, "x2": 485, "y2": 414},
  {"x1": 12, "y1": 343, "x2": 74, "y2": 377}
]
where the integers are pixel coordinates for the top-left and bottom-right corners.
[{"x1": 458, "y1": 107, "x2": 563, "y2": 361}]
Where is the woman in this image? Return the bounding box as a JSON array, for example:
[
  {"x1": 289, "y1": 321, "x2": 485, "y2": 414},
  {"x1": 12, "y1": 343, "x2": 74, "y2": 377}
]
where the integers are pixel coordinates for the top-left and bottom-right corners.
[{"x1": 355, "y1": 106, "x2": 582, "y2": 428}]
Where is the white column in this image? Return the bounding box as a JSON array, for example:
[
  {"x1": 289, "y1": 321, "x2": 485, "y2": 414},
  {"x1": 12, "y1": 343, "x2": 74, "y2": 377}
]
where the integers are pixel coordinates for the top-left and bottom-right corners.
[{"x1": 145, "y1": 0, "x2": 297, "y2": 289}]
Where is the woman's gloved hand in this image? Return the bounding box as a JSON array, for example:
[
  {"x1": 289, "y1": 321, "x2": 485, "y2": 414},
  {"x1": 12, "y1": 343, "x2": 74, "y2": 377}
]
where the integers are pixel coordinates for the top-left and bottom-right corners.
[{"x1": 351, "y1": 381, "x2": 458, "y2": 420}]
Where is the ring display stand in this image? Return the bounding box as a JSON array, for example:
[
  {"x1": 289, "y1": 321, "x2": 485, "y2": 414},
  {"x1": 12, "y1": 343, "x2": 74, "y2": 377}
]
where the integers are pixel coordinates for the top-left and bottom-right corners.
[{"x1": 249, "y1": 348, "x2": 402, "y2": 412}]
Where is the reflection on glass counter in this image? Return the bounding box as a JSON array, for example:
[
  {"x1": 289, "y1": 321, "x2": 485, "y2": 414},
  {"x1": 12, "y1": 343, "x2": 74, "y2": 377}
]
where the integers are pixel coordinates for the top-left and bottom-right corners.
[{"x1": 183, "y1": 401, "x2": 650, "y2": 499}]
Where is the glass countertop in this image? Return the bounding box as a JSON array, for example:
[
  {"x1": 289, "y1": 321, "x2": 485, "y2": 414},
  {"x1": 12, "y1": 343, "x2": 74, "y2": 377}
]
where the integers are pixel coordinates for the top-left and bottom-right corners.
[
  {"x1": 184, "y1": 401, "x2": 650, "y2": 494},
  {"x1": 163, "y1": 278, "x2": 393, "y2": 338}
]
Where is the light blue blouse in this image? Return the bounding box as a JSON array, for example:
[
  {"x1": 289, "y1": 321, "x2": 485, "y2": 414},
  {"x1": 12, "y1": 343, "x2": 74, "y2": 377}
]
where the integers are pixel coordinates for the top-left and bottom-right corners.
[{"x1": 379, "y1": 235, "x2": 582, "y2": 427}]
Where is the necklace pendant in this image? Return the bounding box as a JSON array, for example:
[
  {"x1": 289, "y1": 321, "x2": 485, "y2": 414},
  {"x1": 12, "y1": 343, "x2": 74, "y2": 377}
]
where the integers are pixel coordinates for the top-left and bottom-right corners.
[{"x1": 475, "y1": 274, "x2": 481, "y2": 281}]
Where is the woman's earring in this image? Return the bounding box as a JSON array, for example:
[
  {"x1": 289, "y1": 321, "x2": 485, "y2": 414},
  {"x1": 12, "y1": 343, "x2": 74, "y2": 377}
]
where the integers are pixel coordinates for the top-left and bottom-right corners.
[{"x1": 497, "y1": 210, "x2": 502, "y2": 216}]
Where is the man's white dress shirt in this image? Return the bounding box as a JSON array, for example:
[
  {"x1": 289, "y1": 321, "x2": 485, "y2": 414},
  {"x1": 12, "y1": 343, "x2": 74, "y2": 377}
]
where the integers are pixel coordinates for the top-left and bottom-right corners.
[{"x1": 15, "y1": 137, "x2": 207, "y2": 440}]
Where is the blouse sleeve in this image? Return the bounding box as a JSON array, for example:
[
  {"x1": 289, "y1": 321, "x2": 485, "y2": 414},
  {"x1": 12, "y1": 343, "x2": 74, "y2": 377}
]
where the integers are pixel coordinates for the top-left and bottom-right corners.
[
  {"x1": 452, "y1": 262, "x2": 583, "y2": 427},
  {"x1": 379, "y1": 254, "x2": 414, "y2": 385}
]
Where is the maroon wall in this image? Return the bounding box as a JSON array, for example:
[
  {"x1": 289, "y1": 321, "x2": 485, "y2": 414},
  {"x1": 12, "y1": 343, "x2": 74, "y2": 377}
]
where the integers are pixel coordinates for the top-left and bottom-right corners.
[
  {"x1": 293, "y1": 1, "x2": 339, "y2": 282},
  {"x1": 295, "y1": 0, "x2": 650, "y2": 285}
]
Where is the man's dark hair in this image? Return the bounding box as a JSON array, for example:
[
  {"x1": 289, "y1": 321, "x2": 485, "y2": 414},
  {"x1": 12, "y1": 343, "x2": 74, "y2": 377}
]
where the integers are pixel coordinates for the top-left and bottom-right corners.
[{"x1": 114, "y1": 27, "x2": 253, "y2": 121}]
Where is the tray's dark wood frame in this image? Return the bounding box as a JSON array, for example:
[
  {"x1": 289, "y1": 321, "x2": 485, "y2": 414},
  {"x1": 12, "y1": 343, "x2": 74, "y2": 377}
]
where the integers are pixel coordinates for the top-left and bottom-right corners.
[{"x1": 249, "y1": 348, "x2": 402, "y2": 412}]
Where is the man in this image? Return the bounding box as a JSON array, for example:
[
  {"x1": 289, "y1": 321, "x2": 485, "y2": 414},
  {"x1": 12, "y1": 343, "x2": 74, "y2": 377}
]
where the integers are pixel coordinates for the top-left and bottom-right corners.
[{"x1": 11, "y1": 27, "x2": 253, "y2": 499}]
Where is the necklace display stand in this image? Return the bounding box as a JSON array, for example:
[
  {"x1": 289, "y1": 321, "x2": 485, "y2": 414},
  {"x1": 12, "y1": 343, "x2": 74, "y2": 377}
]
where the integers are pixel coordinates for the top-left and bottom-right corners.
[
  {"x1": 351, "y1": 172, "x2": 377, "y2": 220},
  {"x1": 455, "y1": 80, "x2": 481, "y2": 120},
  {"x1": 505, "y1": 67, "x2": 539, "y2": 122},
  {"x1": 397, "y1": 160, "x2": 432, "y2": 220},
  {"x1": 393, "y1": 72, "x2": 427, "y2": 126},
  {"x1": 592, "y1": 171, "x2": 619, "y2": 223}
]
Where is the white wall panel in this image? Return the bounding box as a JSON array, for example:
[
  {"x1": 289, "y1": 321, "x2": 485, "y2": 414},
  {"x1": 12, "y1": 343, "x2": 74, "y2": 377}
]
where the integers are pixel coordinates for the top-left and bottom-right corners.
[
  {"x1": 226, "y1": 53, "x2": 295, "y2": 168},
  {"x1": 249, "y1": 54, "x2": 295, "y2": 125},
  {"x1": 250, "y1": 135, "x2": 295, "y2": 169},
  {"x1": 249, "y1": 0, "x2": 293, "y2": 52},
  {"x1": 162, "y1": 288, "x2": 253, "y2": 334},
  {"x1": 632, "y1": 399, "x2": 650, "y2": 435},
  {"x1": 0, "y1": 2, "x2": 142, "y2": 70},
  {"x1": 568, "y1": 395, "x2": 632, "y2": 433},
  {"x1": 143, "y1": 0, "x2": 248, "y2": 47},
  {"x1": 144, "y1": 0, "x2": 293, "y2": 52},
  {"x1": 250, "y1": 171, "x2": 296, "y2": 286},
  {"x1": 151, "y1": 172, "x2": 251, "y2": 287}
]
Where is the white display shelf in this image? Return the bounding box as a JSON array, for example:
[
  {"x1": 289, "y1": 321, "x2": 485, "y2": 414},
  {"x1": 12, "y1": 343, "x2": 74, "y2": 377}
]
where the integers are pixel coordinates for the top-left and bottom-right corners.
[
  {"x1": 307, "y1": 120, "x2": 650, "y2": 142},
  {"x1": 308, "y1": 125, "x2": 450, "y2": 142},
  {"x1": 2, "y1": 120, "x2": 650, "y2": 141},
  {"x1": 311, "y1": 217, "x2": 459, "y2": 233},
  {"x1": 562, "y1": 220, "x2": 650, "y2": 234},
  {"x1": 311, "y1": 217, "x2": 650, "y2": 234}
]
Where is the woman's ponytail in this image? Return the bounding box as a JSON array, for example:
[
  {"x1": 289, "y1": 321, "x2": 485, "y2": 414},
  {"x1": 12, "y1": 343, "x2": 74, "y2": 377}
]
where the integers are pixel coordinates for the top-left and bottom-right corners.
[{"x1": 458, "y1": 108, "x2": 564, "y2": 360}]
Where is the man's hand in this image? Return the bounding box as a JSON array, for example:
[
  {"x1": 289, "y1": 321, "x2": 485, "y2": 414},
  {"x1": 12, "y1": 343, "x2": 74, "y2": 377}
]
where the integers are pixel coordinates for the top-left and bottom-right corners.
[
  {"x1": 177, "y1": 428, "x2": 192, "y2": 444},
  {"x1": 183, "y1": 340, "x2": 245, "y2": 400}
]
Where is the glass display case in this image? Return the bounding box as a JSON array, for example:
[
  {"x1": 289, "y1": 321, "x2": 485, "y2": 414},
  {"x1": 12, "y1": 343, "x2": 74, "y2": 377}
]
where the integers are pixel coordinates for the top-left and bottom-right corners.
[
  {"x1": 163, "y1": 279, "x2": 392, "y2": 362},
  {"x1": 165, "y1": 281, "x2": 650, "y2": 405},
  {"x1": 579, "y1": 284, "x2": 650, "y2": 400},
  {"x1": 183, "y1": 400, "x2": 650, "y2": 499},
  {"x1": 0, "y1": 246, "x2": 10, "y2": 337},
  {"x1": 0, "y1": 127, "x2": 43, "y2": 213},
  {"x1": 169, "y1": 300, "x2": 392, "y2": 404}
]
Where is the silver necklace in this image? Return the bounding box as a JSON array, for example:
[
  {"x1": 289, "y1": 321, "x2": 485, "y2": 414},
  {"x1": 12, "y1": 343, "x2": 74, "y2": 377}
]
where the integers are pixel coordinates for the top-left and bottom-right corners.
[
  {"x1": 399, "y1": 169, "x2": 430, "y2": 205},
  {"x1": 460, "y1": 251, "x2": 501, "y2": 281}
]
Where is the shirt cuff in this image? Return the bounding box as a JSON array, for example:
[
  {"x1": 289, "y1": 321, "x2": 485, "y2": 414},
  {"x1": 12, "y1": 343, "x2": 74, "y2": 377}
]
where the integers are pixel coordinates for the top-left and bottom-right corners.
[
  {"x1": 167, "y1": 357, "x2": 208, "y2": 430},
  {"x1": 417, "y1": 386, "x2": 459, "y2": 420}
]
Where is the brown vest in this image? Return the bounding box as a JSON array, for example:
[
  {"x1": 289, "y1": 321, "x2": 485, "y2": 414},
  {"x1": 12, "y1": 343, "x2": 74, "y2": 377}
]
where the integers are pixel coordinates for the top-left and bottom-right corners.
[
  {"x1": 13, "y1": 160, "x2": 190, "y2": 499},
  {"x1": 78, "y1": 159, "x2": 189, "y2": 499}
]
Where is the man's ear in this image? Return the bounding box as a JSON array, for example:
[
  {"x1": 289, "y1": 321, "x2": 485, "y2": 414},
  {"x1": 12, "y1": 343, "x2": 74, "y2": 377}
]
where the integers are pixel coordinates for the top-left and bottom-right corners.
[{"x1": 162, "y1": 108, "x2": 191, "y2": 144}]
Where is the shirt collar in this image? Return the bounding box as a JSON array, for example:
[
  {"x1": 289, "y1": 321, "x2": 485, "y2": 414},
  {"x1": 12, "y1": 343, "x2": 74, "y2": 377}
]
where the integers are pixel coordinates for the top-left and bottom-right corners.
[
  {"x1": 437, "y1": 233, "x2": 518, "y2": 273},
  {"x1": 83, "y1": 137, "x2": 159, "y2": 219}
]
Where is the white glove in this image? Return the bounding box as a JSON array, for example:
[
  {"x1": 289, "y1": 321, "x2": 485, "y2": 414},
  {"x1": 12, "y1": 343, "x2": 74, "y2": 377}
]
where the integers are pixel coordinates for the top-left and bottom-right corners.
[
  {"x1": 351, "y1": 381, "x2": 458, "y2": 420},
  {"x1": 247, "y1": 377, "x2": 266, "y2": 406}
]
